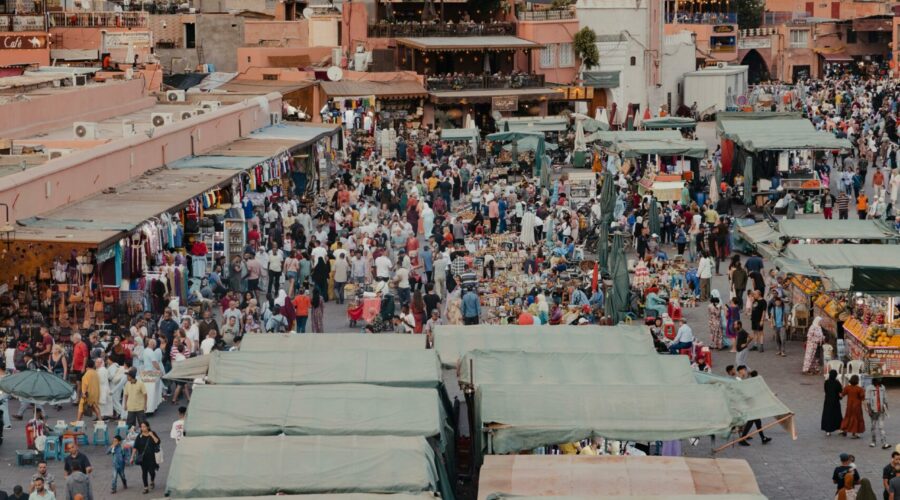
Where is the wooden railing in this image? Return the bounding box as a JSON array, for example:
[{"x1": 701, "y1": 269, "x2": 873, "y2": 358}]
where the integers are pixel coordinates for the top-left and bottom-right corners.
[
  {"x1": 368, "y1": 21, "x2": 515, "y2": 38},
  {"x1": 48, "y1": 11, "x2": 149, "y2": 28},
  {"x1": 426, "y1": 74, "x2": 545, "y2": 91}
]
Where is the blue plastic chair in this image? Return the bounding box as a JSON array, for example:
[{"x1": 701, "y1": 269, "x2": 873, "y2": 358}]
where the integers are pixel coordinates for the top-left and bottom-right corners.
[
  {"x1": 92, "y1": 425, "x2": 110, "y2": 446},
  {"x1": 43, "y1": 436, "x2": 62, "y2": 461}
]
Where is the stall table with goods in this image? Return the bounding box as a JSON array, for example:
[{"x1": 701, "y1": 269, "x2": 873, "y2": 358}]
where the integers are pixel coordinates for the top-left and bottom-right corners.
[{"x1": 841, "y1": 297, "x2": 900, "y2": 377}]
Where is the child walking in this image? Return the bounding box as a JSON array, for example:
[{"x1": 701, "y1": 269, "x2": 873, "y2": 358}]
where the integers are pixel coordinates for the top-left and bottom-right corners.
[{"x1": 109, "y1": 434, "x2": 128, "y2": 494}]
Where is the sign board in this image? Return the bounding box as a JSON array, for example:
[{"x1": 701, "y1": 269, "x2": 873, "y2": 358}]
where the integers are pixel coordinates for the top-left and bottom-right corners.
[
  {"x1": 557, "y1": 86, "x2": 594, "y2": 101},
  {"x1": 492, "y1": 95, "x2": 518, "y2": 112},
  {"x1": 713, "y1": 24, "x2": 736, "y2": 33},
  {"x1": 102, "y1": 31, "x2": 153, "y2": 49},
  {"x1": 739, "y1": 37, "x2": 772, "y2": 50},
  {"x1": 0, "y1": 16, "x2": 45, "y2": 30},
  {"x1": 0, "y1": 34, "x2": 47, "y2": 50}
]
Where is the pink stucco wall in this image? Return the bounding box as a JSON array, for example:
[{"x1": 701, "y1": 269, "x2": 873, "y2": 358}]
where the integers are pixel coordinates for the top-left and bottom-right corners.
[
  {"x1": 244, "y1": 20, "x2": 310, "y2": 47},
  {"x1": 517, "y1": 18, "x2": 579, "y2": 84},
  {"x1": 0, "y1": 79, "x2": 155, "y2": 139},
  {"x1": 237, "y1": 46, "x2": 335, "y2": 72},
  {"x1": 0, "y1": 93, "x2": 281, "y2": 222},
  {"x1": 0, "y1": 31, "x2": 50, "y2": 66}
]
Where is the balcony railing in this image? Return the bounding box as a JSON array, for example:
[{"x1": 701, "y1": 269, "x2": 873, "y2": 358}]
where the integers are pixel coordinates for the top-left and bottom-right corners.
[
  {"x1": 0, "y1": 14, "x2": 46, "y2": 32},
  {"x1": 764, "y1": 11, "x2": 809, "y2": 25},
  {"x1": 517, "y1": 9, "x2": 575, "y2": 21},
  {"x1": 426, "y1": 73, "x2": 545, "y2": 91},
  {"x1": 666, "y1": 12, "x2": 737, "y2": 24},
  {"x1": 368, "y1": 21, "x2": 515, "y2": 38},
  {"x1": 49, "y1": 11, "x2": 149, "y2": 28}
]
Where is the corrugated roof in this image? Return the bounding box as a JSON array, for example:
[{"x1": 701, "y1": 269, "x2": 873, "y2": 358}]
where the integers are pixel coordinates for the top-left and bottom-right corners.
[
  {"x1": 396, "y1": 36, "x2": 541, "y2": 50},
  {"x1": 319, "y1": 80, "x2": 428, "y2": 99},
  {"x1": 218, "y1": 79, "x2": 315, "y2": 95}
]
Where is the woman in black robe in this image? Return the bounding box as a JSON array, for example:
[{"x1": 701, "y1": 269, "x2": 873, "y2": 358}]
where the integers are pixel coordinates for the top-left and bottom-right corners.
[{"x1": 821, "y1": 369, "x2": 844, "y2": 435}]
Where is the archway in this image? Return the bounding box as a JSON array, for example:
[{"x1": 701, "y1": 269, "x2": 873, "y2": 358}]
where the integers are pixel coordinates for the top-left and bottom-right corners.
[{"x1": 741, "y1": 49, "x2": 770, "y2": 84}]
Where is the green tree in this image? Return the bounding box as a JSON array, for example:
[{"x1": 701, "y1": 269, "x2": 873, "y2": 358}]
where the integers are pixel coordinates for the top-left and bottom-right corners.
[
  {"x1": 736, "y1": 0, "x2": 764, "y2": 29},
  {"x1": 574, "y1": 27, "x2": 600, "y2": 76}
]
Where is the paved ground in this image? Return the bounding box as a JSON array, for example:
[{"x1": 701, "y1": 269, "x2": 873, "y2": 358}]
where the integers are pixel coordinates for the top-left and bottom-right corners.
[{"x1": 1, "y1": 122, "x2": 895, "y2": 499}]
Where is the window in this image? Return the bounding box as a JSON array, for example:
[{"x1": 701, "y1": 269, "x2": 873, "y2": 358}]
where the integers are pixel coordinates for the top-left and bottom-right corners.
[
  {"x1": 789, "y1": 29, "x2": 809, "y2": 48},
  {"x1": 558, "y1": 42, "x2": 574, "y2": 67},
  {"x1": 263, "y1": 74, "x2": 279, "y2": 80},
  {"x1": 540, "y1": 44, "x2": 556, "y2": 68},
  {"x1": 846, "y1": 28, "x2": 857, "y2": 44},
  {"x1": 630, "y1": 56, "x2": 636, "y2": 66}
]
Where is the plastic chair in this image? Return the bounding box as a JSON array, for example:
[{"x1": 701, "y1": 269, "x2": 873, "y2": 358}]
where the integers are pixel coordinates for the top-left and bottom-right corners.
[
  {"x1": 825, "y1": 359, "x2": 845, "y2": 382},
  {"x1": 43, "y1": 436, "x2": 62, "y2": 461},
  {"x1": 846, "y1": 359, "x2": 865, "y2": 379},
  {"x1": 663, "y1": 323, "x2": 677, "y2": 340},
  {"x1": 678, "y1": 348, "x2": 693, "y2": 361},
  {"x1": 61, "y1": 436, "x2": 75, "y2": 454},
  {"x1": 92, "y1": 423, "x2": 110, "y2": 446},
  {"x1": 16, "y1": 450, "x2": 38, "y2": 466}
]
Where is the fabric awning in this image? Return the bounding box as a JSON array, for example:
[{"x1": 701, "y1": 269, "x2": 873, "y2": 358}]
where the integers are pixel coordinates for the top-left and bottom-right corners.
[
  {"x1": 477, "y1": 456, "x2": 763, "y2": 499},
  {"x1": 433, "y1": 325, "x2": 655, "y2": 368},
  {"x1": 783, "y1": 244, "x2": 900, "y2": 268},
  {"x1": 396, "y1": 36, "x2": 541, "y2": 51},
  {"x1": 736, "y1": 221, "x2": 780, "y2": 245},
  {"x1": 441, "y1": 128, "x2": 480, "y2": 142},
  {"x1": 319, "y1": 80, "x2": 428, "y2": 99},
  {"x1": 240, "y1": 333, "x2": 425, "y2": 352},
  {"x1": 821, "y1": 51, "x2": 853, "y2": 63},
  {"x1": 611, "y1": 139, "x2": 708, "y2": 158},
  {"x1": 716, "y1": 112, "x2": 852, "y2": 152},
  {"x1": 497, "y1": 116, "x2": 568, "y2": 132},
  {"x1": 583, "y1": 70, "x2": 620, "y2": 88},
  {"x1": 586, "y1": 129, "x2": 682, "y2": 145},
  {"x1": 642, "y1": 117, "x2": 697, "y2": 129},
  {"x1": 851, "y1": 267, "x2": 900, "y2": 296}
]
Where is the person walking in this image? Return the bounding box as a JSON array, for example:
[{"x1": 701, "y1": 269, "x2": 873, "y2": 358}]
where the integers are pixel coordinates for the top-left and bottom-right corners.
[
  {"x1": 884, "y1": 452, "x2": 899, "y2": 500},
  {"x1": 734, "y1": 320, "x2": 750, "y2": 368},
  {"x1": 822, "y1": 369, "x2": 844, "y2": 436},
  {"x1": 122, "y1": 369, "x2": 147, "y2": 430},
  {"x1": 803, "y1": 317, "x2": 825, "y2": 375},
  {"x1": 707, "y1": 296, "x2": 724, "y2": 350},
  {"x1": 108, "y1": 435, "x2": 128, "y2": 494},
  {"x1": 866, "y1": 378, "x2": 891, "y2": 449},
  {"x1": 769, "y1": 295, "x2": 787, "y2": 356},
  {"x1": 697, "y1": 251, "x2": 713, "y2": 301},
  {"x1": 131, "y1": 421, "x2": 160, "y2": 494},
  {"x1": 840, "y1": 374, "x2": 866, "y2": 439},
  {"x1": 461, "y1": 288, "x2": 481, "y2": 325},
  {"x1": 838, "y1": 191, "x2": 851, "y2": 220}
]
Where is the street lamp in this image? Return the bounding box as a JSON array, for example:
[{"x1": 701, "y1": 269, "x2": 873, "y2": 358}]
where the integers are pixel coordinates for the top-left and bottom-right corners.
[{"x1": 0, "y1": 203, "x2": 15, "y2": 251}]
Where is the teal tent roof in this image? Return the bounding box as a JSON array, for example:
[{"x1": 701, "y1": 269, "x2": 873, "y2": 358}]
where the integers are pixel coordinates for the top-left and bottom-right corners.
[
  {"x1": 642, "y1": 117, "x2": 697, "y2": 129},
  {"x1": 240, "y1": 333, "x2": 426, "y2": 352},
  {"x1": 586, "y1": 129, "x2": 681, "y2": 145},
  {"x1": 497, "y1": 117, "x2": 568, "y2": 133},
  {"x1": 716, "y1": 113, "x2": 852, "y2": 152},
  {"x1": 611, "y1": 139, "x2": 708, "y2": 158},
  {"x1": 166, "y1": 435, "x2": 448, "y2": 498},
  {"x1": 441, "y1": 128, "x2": 479, "y2": 142}
]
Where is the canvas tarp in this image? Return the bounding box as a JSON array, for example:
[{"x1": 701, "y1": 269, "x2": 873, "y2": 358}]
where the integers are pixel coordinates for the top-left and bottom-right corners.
[
  {"x1": 586, "y1": 130, "x2": 681, "y2": 145},
  {"x1": 476, "y1": 384, "x2": 734, "y2": 454},
  {"x1": 181, "y1": 495, "x2": 440, "y2": 500},
  {"x1": 163, "y1": 355, "x2": 210, "y2": 382},
  {"x1": 484, "y1": 496, "x2": 767, "y2": 500},
  {"x1": 240, "y1": 333, "x2": 425, "y2": 352},
  {"x1": 695, "y1": 372, "x2": 794, "y2": 425},
  {"x1": 166, "y1": 435, "x2": 446, "y2": 498},
  {"x1": 498, "y1": 117, "x2": 568, "y2": 133},
  {"x1": 476, "y1": 455, "x2": 762, "y2": 500},
  {"x1": 458, "y1": 351, "x2": 695, "y2": 388},
  {"x1": 433, "y1": 326, "x2": 655, "y2": 368},
  {"x1": 611, "y1": 139, "x2": 708, "y2": 158},
  {"x1": 442, "y1": 128, "x2": 480, "y2": 142},
  {"x1": 775, "y1": 219, "x2": 898, "y2": 240},
  {"x1": 735, "y1": 221, "x2": 779, "y2": 245},
  {"x1": 851, "y1": 267, "x2": 900, "y2": 296},
  {"x1": 783, "y1": 244, "x2": 900, "y2": 269},
  {"x1": 185, "y1": 384, "x2": 444, "y2": 439},
  {"x1": 716, "y1": 116, "x2": 852, "y2": 152},
  {"x1": 642, "y1": 117, "x2": 697, "y2": 129}
]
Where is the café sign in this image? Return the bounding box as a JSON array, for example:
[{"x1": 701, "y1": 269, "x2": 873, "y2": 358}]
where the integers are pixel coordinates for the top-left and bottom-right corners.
[
  {"x1": 0, "y1": 34, "x2": 47, "y2": 49},
  {"x1": 492, "y1": 95, "x2": 518, "y2": 112}
]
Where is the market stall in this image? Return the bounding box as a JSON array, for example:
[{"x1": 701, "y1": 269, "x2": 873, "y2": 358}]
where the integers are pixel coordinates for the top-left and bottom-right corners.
[
  {"x1": 641, "y1": 116, "x2": 697, "y2": 130},
  {"x1": 637, "y1": 174, "x2": 687, "y2": 203}
]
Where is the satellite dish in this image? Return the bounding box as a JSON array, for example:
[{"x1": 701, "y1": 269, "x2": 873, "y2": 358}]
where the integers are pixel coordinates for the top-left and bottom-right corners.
[
  {"x1": 327, "y1": 66, "x2": 344, "y2": 82},
  {"x1": 302, "y1": 7, "x2": 313, "y2": 18}
]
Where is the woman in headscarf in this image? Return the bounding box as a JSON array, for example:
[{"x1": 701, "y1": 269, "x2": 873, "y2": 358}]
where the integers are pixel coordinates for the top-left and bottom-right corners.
[
  {"x1": 821, "y1": 369, "x2": 844, "y2": 436},
  {"x1": 708, "y1": 290, "x2": 724, "y2": 350},
  {"x1": 802, "y1": 316, "x2": 825, "y2": 374},
  {"x1": 311, "y1": 257, "x2": 330, "y2": 303},
  {"x1": 310, "y1": 288, "x2": 325, "y2": 333},
  {"x1": 279, "y1": 290, "x2": 297, "y2": 332},
  {"x1": 726, "y1": 296, "x2": 741, "y2": 353},
  {"x1": 422, "y1": 202, "x2": 435, "y2": 239},
  {"x1": 855, "y1": 478, "x2": 877, "y2": 500},
  {"x1": 840, "y1": 374, "x2": 866, "y2": 438}
]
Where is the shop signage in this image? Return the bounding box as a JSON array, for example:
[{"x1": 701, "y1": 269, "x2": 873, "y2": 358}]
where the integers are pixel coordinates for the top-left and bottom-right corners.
[
  {"x1": 0, "y1": 34, "x2": 47, "y2": 49},
  {"x1": 0, "y1": 16, "x2": 45, "y2": 31},
  {"x1": 713, "y1": 24, "x2": 735, "y2": 33},
  {"x1": 97, "y1": 244, "x2": 117, "y2": 264},
  {"x1": 492, "y1": 95, "x2": 518, "y2": 112},
  {"x1": 102, "y1": 31, "x2": 153, "y2": 49},
  {"x1": 738, "y1": 37, "x2": 772, "y2": 49}
]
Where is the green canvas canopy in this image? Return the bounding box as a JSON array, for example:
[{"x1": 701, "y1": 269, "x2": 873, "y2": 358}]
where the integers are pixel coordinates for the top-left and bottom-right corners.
[
  {"x1": 185, "y1": 384, "x2": 446, "y2": 439},
  {"x1": 694, "y1": 372, "x2": 793, "y2": 424},
  {"x1": 164, "y1": 355, "x2": 211, "y2": 382},
  {"x1": 503, "y1": 138, "x2": 558, "y2": 152},
  {"x1": 203, "y1": 350, "x2": 441, "y2": 388},
  {"x1": 475, "y1": 384, "x2": 734, "y2": 455},
  {"x1": 166, "y1": 435, "x2": 450, "y2": 498},
  {"x1": 776, "y1": 219, "x2": 898, "y2": 240},
  {"x1": 586, "y1": 130, "x2": 681, "y2": 145},
  {"x1": 433, "y1": 326, "x2": 656, "y2": 368},
  {"x1": 458, "y1": 351, "x2": 695, "y2": 388},
  {"x1": 717, "y1": 115, "x2": 852, "y2": 152},
  {"x1": 240, "y1": 333, "x2": 426, "y2": 352},
  {"x1": 783, "y1": 244, "x2": 900, "y2": 269},
  {"x1": 441, "y1": 128, "x2": 480, "y2": 143},
  {"x1": 181, "y1": 495, "x2": 439, "y2": 500},
  {"x1": 642, "y1": 116, "x2": 697, "y2": 130},
  {"x1": 610, "y1": 139, "x2": 708, "y2": 158},
  {"x1": 735, "y1": 221, "x2": 779, "y2": 246},
  {"x1": 485, "y1": 496, "x2": 767, "y2": 500},
  {"x1": 497, "y1": 117, "x2": 568, "y2": 133}
]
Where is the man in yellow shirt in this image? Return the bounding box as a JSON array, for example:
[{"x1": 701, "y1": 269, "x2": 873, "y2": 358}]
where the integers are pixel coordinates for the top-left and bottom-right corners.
[
  {"x1": 857, "y1": 193, "x2": 868, "y2": 219},
  {"x1": 123, "y1": 369, "x2": 147, "y2": 430}
]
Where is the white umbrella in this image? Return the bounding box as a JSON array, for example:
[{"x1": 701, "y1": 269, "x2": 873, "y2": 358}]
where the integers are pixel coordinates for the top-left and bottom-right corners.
[
  {"x1": 708, "y1": 173, "x2": 720, "y2": 205},
  {"x1": 595, "y1": 107, "x2": 610, "y2": 129},
  {"x1": 464, "y1": 113, "x2": 474, "y2": 130},
  {"x1": 574, "y1": 115, "x2": 586, "y2": 152}
]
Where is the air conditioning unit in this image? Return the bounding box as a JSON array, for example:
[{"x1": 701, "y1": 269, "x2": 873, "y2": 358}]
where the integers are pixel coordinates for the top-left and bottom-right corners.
[
  {"x1": 166, "y1": 90, "x2": 186, "y2": 102},
  {"x1": 122, "y1": 120, "x2": 136, "y2": 137},
  {"x1": 125, "y1": 68, "x2": 134, "y2": 80},
  {"x1": 716, "y1": 62, "x2": 727, "y2": 69},
  {"x1": 73, "y1": 122, "x2": 98, "y2": 139},
  {"x1": 194, "y1": 107, "x2": 207, "y2": 116},
  {"x1": 180, "y1": 110, "x2": 196, "y2": 120},
  {"x1": 46, "y1": 148, "x2": 73, "y2": 160},
  {"x1": 151, "y1": 113, "x2": 174, "y2": 127},
  {"x1": 200, "y1": 100, "x2": 221, "y2": 111},
  {"x1": 73, "y1": 74, "x2": 89, "y2": 86},
  {"x1": 270, "y1": 112, "x2": 282, "y2": 125}
]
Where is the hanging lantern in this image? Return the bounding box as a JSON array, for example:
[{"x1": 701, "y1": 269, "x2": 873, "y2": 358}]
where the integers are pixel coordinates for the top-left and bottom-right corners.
[{"x1": 447, "y1": 109, "x2": 464, "y2": 119}]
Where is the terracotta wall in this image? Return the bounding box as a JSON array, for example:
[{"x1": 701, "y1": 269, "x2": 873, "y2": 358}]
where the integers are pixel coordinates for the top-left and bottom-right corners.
[
  {"x1": 0, "y1": 31, "x2": 50, "y2": 66},
  {"x1": 0, "y1": 79, "x2": 155, "y2": 139},
  {"x1": 244, "y1": 20, "x2": 310, "y2": 47},
  {"x1": 148, "y1": 13, "x2": 196, "y2": 47},
  {"x1": 517, "y1": 18, "x2": 579, "y2": 84},
  {"x1": 0, "y1": 93, "x2": 281, "y2": 222},
  {"x1": 764, "y1": 0, "x2": 888, "y2": 19},
  {"x1": 237, "y1": 46, "x2": 334, "y2": 73}
]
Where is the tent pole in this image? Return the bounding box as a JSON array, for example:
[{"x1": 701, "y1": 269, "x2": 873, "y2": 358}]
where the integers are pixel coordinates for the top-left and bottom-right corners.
[{"x1": 712, "y1": 414, "x2": 793, "y2": 453}]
